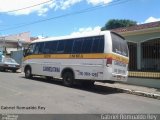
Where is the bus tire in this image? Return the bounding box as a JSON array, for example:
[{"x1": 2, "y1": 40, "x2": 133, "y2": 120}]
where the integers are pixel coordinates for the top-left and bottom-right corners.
[
  {"x1": 25, "y1": 67, "x2": 32, "y2": 79},
  {"x1": 62, "y1": 72, "x2": 74, "y2": 87}
]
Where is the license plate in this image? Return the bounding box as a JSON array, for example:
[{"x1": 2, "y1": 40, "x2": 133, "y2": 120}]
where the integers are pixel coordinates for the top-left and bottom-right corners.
[
  {"x1": 9, "y1": 65, "x2": 15, "y2": 67},
  {"x1": 117, "y1": 75, "x2": 122, "y2": 80},
  {"x1": 114, "y1": 69, "x2": 126, "y2": 75}
]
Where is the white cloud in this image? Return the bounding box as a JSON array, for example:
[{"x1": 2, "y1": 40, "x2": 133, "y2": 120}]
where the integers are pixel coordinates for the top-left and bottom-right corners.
[
  {"x1": 0, "y1": 0, "x2": 55, "y2": 16},
  {"x1": 0, "y1": 0, "x2": 112, "y2": 16},
  {"x1": 0, "y1": 0, "x2": 81, "y2": 16},
  {"x1": 70, "y1": 26, "x2": 101, "y2": 36},
  {"x1": 87, "y1": 0, "x2": 112, "y2": 5},
  {"x1": 38, "y1": 35, "x2": 45, "y2": 39},
  {"x1": 57, "y1": 0, "x2": 82, "y2": 10},
  {"x1": 144, "y1": 16, "x2": 160, "y2": 23}
]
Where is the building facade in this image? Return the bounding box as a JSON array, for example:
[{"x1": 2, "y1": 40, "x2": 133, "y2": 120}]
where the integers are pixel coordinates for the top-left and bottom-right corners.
[
  {"x1": 112, "y1": 21, "x2": 160, "y2": 71},
  {"x1": 0, "y1": 32, "x2": 30, "y2": 55}
]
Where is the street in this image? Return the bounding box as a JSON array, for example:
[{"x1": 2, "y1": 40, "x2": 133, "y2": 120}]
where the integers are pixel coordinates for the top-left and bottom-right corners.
[{"x1": 0, "y1": 71, "x2": 160, "y2": 114}]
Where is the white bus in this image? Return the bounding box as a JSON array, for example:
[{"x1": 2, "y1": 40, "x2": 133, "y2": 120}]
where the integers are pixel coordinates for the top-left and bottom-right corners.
[{"x1": 22, "y1": 31, "x2": 129, "y2": 86}]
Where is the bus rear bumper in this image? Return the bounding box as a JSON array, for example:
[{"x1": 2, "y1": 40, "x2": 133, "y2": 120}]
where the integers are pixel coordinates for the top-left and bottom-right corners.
[
  {"x1": 102, "y1": 70, "x2": 128, "y2": 82},
  {"x1": 111, "y1": 73, "x2": 128, "y2": 82}
]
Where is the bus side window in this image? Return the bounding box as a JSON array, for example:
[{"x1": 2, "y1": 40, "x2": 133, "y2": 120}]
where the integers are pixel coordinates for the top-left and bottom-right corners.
[
  {"x1": 98, "y1": 36, "x2": 104, "y2": 53},
  {"x1": 72, "y1": 38, "x2": 83, "y2": 54},
  {"x1": 26, "y1": 44, "x2": 36, "y2": 55},
  {"x1": 92, "y1": 37, "x2": 99, "y2": 53},
  {"x1": 33, "y1": 42, "x2": 44, "y2": 54},
  {"x1": 43, "y1": 42, "x2": 50, "y2": 54},
  {"x1": 43, "y1": 41, "x2": 58, "y2": 54},
  {"x1": 91, "y1": 36, "x2": 104, "y2": 53},
  {"x1": 64, "y1": 39, "x2": 74, "y2": 54},
  {"x1": 57, "y1": 40, "x2": 65, "y2": 54},
  {"x1": 50, "y1": 41, "x2": 58, "y2": 54},
  {"x1": 81, "y1": 37, "x2": 93, "y2": 53}
]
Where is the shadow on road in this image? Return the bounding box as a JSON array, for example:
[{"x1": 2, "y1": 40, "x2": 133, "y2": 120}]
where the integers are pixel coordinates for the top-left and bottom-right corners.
[{"x1": 21, "y1": 76, "x2": 121, "y2": 95}]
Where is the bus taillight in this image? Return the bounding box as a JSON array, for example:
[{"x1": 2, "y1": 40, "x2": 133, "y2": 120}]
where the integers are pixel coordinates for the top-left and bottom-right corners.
[{"x1": 106, "y1": 57, "x2": 112, "y2": 67}]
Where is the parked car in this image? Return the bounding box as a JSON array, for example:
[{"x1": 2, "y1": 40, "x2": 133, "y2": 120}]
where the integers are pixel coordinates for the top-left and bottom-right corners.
[{"x1": 0, "y1": 58, "x2": 20, "y2": 72}]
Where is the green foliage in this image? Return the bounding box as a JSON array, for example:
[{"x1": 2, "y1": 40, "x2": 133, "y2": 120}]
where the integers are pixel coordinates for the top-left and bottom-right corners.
[{"x1": 101, "y1": 19, "x2": 137, "y2": 30}]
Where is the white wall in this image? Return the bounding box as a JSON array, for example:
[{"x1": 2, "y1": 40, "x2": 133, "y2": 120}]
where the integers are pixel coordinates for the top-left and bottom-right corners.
[{"x1": 126, "y1": 77, "x2": 160, "y2": 89}]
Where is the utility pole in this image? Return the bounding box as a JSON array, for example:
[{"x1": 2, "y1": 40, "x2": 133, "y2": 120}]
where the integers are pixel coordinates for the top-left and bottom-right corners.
[
  {"x1": 3, "y1": 36, "x2": 6, "y2": 56},
  {"x1": 17, "y1": 39, "x2": 23, "y2": 50},
  {"x1": 0, "y1": 36, "x2": 5, "y2": 55},
  {"x1": 0, "y1": 37, "x2": 3, "y2": 62}
]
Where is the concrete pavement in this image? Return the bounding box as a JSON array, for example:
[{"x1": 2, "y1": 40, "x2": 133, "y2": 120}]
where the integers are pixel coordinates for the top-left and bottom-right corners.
[
  {"x1": 96, "y1": 81, "x2": 160, "y2": 100},
  {"x1": 18, "y1": 69, "x2": 160, "y2": 100},
  {"x1": 1, "y1": 71, "x2": 160, "y2": 114}
]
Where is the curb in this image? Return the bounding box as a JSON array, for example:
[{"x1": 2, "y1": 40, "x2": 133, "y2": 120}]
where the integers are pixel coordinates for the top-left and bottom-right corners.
[
  {"x1": 114, "y1": 87, "x2": 160, "y2": 100},
  {"x1": 95, "y1": 82, "x2": 160, "y2": 100}
]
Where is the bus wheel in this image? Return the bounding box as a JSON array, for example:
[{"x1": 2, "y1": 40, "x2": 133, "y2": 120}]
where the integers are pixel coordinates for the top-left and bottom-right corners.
[
  {"x1": 63, "y1": 72, "x2": 74, "y2": 87},
  {"x1": 25, "y1": 67, "x2": 32, "y2": 79}
]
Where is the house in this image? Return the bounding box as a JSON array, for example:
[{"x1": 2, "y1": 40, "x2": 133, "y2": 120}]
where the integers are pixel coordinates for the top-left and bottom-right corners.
[
  {"x1": 0, "y1": 32, "x2": 31, "y2": 55},
  {"x1": 112, "y1": 21, "x2": 160, "y2": 71}
]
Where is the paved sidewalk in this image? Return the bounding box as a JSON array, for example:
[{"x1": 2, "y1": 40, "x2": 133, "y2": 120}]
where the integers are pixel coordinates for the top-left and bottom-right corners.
[{"x1": 95, "y1": 82, "x2": 160, "y2": 100}]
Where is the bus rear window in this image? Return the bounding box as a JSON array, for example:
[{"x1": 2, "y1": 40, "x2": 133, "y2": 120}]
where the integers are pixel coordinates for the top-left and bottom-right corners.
[{"x1": 111, "y1": 32, "x2": 128, "y2": 57}]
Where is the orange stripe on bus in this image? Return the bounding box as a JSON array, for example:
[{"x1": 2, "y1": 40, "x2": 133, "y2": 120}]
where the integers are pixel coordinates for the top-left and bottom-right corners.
[{"x1": 23, "y1": 53, "x2": 129, "y2": 64}]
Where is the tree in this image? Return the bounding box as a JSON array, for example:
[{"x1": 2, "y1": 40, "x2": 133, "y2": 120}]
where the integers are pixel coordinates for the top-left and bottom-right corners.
[{"x1": 101, "y1": 19, "x2": 137, "y2": 30}]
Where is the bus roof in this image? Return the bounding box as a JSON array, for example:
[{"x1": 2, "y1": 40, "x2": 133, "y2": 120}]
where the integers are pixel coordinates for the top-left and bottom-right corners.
[{"x1": 32, "y1": 30, "x2": 111, "y2": 43}]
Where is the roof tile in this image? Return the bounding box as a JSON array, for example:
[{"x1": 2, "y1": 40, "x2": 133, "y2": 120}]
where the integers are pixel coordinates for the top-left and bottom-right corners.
[{"x1": 111, "y1": 21, "x2": 160, "y2": 33}]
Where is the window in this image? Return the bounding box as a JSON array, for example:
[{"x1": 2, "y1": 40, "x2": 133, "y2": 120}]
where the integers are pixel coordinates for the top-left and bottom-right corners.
[
  {"x1": 91, "y1": 36, "x2": 104, "y2": 53},
  {"x1": 142, "y1": 45, "x2": 160, "y2": 58},
  {"x1": 43, "y1": 41, "x2": 58, "y2": 54},
  {"x1": 112, "y1": 33, "x2": 128, "y2": 57},
  {"x1": 26, "y1": 43, "x2": 36, "y2": 55},
  {"x1": 81, "y1": 37, "x2": 93, "y2": 53},
  {"x1": 64, "y1": 39, "x2": 74, "y2": 54},
  {"x1": 98, "y1": 36, "x2": 105, "y2": 53},
  {"x1": 72, "y1": 38, "x2": 83, "y2": 53},
  {"x1": 33, "y1": 42, "x2": 44, "y2": 54},
  {"x1": 92, "y1": 37, "x2": 99, "y2": 53},
  {"x1": 57, "y1": 40, "x2": 65, "y2": 53}
]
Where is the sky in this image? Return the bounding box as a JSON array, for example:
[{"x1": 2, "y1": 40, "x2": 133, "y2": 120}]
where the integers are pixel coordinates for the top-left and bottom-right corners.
[{"x1": 0, "y1": 0, "x2": 160, "y2": 38}]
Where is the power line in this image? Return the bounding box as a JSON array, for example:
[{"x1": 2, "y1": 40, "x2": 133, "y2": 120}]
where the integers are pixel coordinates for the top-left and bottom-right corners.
[
  {"x1": 1, "y1": 0, "x2": 53, "y2": 14},
  {"x1": 1, "y1": 0, "x2": 121, "y2": 13},
  {"x1": 0, "y1": 0, "x2": 131, "y2": 32}
]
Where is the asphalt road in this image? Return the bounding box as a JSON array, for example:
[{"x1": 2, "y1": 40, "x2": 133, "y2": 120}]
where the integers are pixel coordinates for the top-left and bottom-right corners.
[{"x1": 0, "y1": 71, "x2": 160, "y2": 114}]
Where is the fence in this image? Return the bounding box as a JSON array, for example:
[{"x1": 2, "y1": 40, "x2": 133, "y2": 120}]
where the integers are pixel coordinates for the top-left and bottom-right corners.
[{"x1": 11, "y1": 50, "x2": 23, "y2": 65}]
